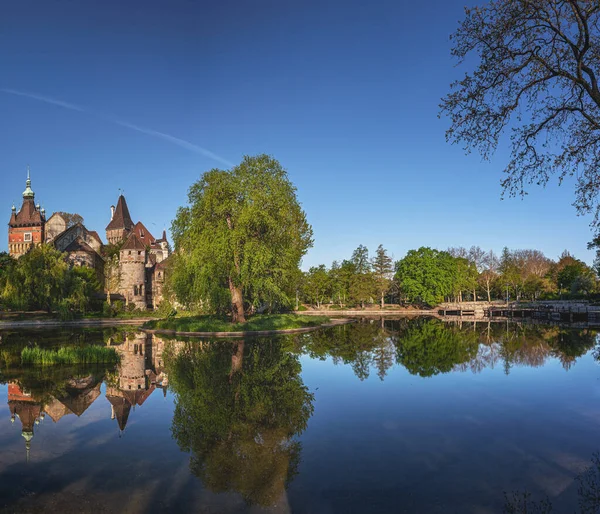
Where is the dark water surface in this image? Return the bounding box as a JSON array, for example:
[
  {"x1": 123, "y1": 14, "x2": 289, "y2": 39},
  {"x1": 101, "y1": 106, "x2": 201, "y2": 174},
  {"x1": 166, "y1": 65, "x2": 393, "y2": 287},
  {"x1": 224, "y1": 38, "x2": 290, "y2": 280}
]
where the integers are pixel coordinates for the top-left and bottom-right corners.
[{"x1": 1, "y1": 319, "x2": 599, "y2": 513}]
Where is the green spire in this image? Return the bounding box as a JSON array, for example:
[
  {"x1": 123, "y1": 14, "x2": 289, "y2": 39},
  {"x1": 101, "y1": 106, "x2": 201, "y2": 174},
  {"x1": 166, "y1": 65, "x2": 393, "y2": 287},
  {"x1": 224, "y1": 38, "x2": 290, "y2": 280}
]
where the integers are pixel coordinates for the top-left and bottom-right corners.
[{"x1": 22, "y1": 166, "x2": 34, "y2": 199}]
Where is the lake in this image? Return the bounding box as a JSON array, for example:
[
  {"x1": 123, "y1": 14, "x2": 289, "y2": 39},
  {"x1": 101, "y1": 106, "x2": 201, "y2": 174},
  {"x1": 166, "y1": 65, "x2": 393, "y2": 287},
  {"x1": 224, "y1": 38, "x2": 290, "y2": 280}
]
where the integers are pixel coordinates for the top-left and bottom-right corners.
[{"x1": 0, "y1": 318, "x2": 599, "y2": 513}]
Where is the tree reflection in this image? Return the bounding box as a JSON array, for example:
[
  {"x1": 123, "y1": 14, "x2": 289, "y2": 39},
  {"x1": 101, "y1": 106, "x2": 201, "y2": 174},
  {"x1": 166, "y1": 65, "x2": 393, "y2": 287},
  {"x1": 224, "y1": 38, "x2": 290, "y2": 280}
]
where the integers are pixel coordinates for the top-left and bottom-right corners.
[
  {"x1": 165, "y1": 338, "x2": 314, "y2": 507},
  {"x1": 297, "y1": 321, "x2": 396, "y2": 381},
  {"x1": 395, "y1": 319, "x2": 480, "y2": 377},
  {"x1": 295, "y1": 318, "x2": 599, "y2": 380}
]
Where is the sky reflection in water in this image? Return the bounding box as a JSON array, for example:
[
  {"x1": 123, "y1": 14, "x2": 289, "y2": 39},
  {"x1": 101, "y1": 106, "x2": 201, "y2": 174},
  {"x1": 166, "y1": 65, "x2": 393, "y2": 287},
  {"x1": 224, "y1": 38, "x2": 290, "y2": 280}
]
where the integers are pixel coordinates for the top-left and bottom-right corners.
[{"x1": 0, "y1": 319, "x2": 599, "y2": 513}]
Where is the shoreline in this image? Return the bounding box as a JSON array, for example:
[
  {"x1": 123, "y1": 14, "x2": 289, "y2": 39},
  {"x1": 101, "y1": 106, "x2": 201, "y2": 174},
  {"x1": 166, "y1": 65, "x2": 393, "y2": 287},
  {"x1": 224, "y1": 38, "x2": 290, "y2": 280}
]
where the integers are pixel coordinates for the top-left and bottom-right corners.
[
  {"x1": 142, "y1": 318, "x2": 353, "y2": 338},
  {"x1": 0, "y1": 316, "x2": 353, "y2": 336},
  {"x1": 0, "y1": 318, "x2": 153, "y2": 329}
]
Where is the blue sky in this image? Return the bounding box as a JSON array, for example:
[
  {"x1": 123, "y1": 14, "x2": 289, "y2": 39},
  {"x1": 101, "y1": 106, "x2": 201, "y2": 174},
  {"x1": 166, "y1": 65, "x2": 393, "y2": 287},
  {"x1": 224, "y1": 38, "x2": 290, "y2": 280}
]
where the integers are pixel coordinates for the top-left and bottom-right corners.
[{"x1": 0, "y1": 0, "x2": 594, "y2": 267}]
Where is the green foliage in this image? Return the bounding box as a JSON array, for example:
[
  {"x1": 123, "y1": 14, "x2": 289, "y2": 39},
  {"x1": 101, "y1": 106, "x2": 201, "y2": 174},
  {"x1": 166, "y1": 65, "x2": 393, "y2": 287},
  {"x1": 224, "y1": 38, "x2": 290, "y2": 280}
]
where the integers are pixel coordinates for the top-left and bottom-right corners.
[
  {"x1": 170, "y1": 154, "x2": 313, "y2": 318},
  {"x1": 166, "y1": 339, "x2": 314, "y2": 506},
  {"x1": 21, "y1": 345, "x2": 119, "y2": 366},
  {"x1": 395, "y1": 247, "x2": 457, "y2": 306},
  {"x1": 1, "y1": 245, "x2": 100, "y2": 313},
  {"x1": 143, "y1": 314, "x2": 329, "y2": 333},
  {"x1": 372, "y1": 244, "x2": 394, "y2": 307},
  {"x1": 351, "y1": 244, "x2": 371, "y2": 274},
  {"x1": 303, "y1": 265, "x2": 330, "y2": 308}
]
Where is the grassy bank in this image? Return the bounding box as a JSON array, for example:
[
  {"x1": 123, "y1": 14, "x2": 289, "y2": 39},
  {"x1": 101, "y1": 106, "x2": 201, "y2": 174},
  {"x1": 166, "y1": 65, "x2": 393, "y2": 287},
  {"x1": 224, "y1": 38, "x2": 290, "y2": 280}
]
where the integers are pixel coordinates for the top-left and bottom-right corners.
[
  {"x1": 21, "y1": 346, "x2": 120, "y2": 366},
  {"x1": 143, "y1": 313, "x2": 330, "y2": 333}
]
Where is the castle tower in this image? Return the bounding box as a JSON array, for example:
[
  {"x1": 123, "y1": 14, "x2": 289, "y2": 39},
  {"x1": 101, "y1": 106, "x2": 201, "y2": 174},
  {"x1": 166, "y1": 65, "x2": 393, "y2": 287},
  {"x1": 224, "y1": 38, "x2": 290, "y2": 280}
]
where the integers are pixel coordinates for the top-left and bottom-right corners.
[
  {"x1": 119, "y1": 233, "x2": 148, "y2": 309},
  {"x1": 105, "y1": 195, "x2": 134, "y2": 245},
  {"x1": 8, "y1": 168, "x2": 46, "y2": 258}
]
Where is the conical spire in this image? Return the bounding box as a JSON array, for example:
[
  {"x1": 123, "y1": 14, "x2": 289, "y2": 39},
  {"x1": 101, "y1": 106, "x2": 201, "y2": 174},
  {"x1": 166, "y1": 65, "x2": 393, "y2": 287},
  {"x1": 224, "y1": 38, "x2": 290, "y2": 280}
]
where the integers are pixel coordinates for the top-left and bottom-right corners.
[{"x1": 106, "y1": 195, "x2": 134, "y2": 231}]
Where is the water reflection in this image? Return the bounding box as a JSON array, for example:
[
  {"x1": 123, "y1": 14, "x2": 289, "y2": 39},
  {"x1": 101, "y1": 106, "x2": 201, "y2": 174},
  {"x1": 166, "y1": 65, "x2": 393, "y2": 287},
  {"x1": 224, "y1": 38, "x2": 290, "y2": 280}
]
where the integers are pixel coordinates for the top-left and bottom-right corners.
[
  {"x1": 294, "y1": 318, "x2": 599, "y2": 381},
  {"x1": 0, "y1": 320, "x2": 598, "y2": 512},
  {"x1": 166, "y1": 339, "x2": 314, "y2": 507}
]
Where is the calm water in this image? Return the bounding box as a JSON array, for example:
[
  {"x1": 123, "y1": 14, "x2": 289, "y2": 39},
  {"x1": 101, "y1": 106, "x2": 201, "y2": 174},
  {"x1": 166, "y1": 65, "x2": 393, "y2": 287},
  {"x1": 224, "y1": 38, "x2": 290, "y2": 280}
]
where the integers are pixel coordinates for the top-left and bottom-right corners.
[{"x1": 1, "y1": 319, "x2": 600, "y2": 513}]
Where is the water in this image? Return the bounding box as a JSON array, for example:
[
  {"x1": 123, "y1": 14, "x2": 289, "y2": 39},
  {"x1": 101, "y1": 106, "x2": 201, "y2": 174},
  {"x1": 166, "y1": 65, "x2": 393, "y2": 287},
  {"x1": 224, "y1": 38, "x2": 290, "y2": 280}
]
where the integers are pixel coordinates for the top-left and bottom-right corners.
[{"x1": 0, "y1": 319, "x2": 599, "y2": 513}]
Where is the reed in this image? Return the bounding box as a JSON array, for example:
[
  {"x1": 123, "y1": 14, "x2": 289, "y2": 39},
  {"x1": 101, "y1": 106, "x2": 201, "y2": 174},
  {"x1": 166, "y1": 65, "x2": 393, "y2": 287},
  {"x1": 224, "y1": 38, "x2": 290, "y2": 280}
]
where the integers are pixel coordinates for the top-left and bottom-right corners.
[{"x1": 21, "y1": 346, "x2": 120, "y2": 366}]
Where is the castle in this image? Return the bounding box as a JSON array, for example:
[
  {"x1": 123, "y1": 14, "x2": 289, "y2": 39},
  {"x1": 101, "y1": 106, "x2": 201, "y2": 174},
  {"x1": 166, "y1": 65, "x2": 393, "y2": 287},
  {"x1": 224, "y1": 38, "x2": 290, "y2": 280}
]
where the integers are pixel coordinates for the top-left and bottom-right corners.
[{"x1": 7, "y1": 169, "x2": 170, "y2": 309}]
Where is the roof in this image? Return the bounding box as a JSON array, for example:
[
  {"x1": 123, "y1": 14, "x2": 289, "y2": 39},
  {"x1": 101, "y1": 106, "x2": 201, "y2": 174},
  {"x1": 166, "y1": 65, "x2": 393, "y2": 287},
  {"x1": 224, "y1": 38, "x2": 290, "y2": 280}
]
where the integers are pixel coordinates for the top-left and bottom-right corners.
[
  {"x1": 106, "y1": 195, "x2": 134, "y2": 232},
  {"x1": 132, "y1": 221, "x2": 155, "y2": 246},
  {"x1": 121, "y1": 232, "x2": 147, "y2": 251},
  {"x1": 156, "y1": 255, "x2": 171, "y2": 270},
  {"x1": 63, "y1": 236, "x2": 98, "y2": 255},
  {"x1": 9, "y1": 199, "x2": 44, "y2": 227},
  {"x1": 106, "y1": 395, "x2": 132, "y2": 431},
  {"x1": 46, "y1": 212, "x2": 67, "y2": 224},
  {"x1": 87, "y1": 230, "x2": 103, "y2": 245}
]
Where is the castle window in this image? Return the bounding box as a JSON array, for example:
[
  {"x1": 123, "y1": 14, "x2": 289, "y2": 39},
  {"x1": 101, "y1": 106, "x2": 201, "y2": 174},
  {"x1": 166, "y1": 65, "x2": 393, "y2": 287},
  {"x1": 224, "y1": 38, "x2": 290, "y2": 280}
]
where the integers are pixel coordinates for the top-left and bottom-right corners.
[
  {"x1": 134, "y1": 285, "x2": 138, "y2": 295},
  {"x1": 128, "y1": 251, "x2": 132, "y2": 255},
  {"x1": 138, "y1": 251, "x2": 142, "y2": 256},
  {"x1": 24, "y1": 233, "x2": 32, "y2": 242}
]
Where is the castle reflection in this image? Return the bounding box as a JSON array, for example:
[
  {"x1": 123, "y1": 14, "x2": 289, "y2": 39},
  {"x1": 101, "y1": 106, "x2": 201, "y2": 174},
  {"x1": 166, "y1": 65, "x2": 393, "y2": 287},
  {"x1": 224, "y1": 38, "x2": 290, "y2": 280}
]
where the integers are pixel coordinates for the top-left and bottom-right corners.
[{"x1": 5, "y1": 331, "x2": 182, "y2": 458}]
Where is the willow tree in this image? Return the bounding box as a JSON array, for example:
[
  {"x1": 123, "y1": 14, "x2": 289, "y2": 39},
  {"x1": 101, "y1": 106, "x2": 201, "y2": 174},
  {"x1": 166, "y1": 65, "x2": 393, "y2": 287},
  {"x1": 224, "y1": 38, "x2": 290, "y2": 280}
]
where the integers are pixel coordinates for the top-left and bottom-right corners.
[
  {"x1": 441, "y1": 1, "x2": 600, "y2": 229},
  {"x1": 171, "y1": 155, "x2": 313, "y2": 322}
]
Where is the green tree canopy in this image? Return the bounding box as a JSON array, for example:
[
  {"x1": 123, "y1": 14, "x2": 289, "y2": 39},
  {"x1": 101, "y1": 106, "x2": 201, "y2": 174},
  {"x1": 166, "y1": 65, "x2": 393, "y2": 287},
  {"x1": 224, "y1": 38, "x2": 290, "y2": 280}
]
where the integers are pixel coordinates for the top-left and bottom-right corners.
[
  {"x1": 372, "y1": 244, "x2": 394, "y2": 308},
  {"x1": 395, "y1": 247, "x2": 456, "y2": 306},
  {"x1": 171, "y1": 155, "x2": 313, "y2": 321},
  {"x1": 1, "y1": 245, "x2": 100, "y2": 313}
]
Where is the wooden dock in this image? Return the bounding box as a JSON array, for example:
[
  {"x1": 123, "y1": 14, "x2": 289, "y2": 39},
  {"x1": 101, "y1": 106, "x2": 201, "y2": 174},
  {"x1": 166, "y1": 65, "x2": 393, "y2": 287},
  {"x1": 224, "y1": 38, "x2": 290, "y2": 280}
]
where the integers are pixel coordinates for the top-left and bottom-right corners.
[{"x1": 438, "y1": 301, "x2": 600, "y2": 325}]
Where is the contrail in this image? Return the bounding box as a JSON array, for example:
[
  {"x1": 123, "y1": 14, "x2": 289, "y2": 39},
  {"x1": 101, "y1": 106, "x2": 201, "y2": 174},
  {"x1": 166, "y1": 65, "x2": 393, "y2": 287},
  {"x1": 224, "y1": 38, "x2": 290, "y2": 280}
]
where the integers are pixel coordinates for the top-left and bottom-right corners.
[{"x1": 1, "y1": 88, "x2": 234, "y2": 167}]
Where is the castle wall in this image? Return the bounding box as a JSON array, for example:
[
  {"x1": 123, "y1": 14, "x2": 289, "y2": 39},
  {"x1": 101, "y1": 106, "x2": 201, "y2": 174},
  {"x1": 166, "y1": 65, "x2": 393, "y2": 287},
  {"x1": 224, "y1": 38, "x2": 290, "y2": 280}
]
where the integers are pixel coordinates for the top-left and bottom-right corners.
[
  {"x1": 45, "y1": 215, "x2": 67, "y2": 243},
  {"x1": 107, "y1": 228, "x2": 129, "y2": 246},
  {"x1": 8, "y1": 226, "x2": 44, "y2": 258}
]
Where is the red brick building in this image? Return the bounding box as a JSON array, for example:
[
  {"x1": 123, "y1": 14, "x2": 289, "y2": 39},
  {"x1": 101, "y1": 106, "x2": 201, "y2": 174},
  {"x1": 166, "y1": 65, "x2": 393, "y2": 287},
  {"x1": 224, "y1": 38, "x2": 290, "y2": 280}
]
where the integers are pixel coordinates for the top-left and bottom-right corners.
[{"x1": 8, "y1": 170, "x2": 46, "y2": 258}]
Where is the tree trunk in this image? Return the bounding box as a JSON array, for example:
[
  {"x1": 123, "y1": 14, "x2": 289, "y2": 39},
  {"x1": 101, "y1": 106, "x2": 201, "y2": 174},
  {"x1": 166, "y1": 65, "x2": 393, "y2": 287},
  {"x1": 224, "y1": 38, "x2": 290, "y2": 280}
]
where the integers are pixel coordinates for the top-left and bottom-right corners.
[
  {"x1": 229, "y1": 277, "x2": 246, "y2": 323},
  {"x1": 473, "y1": 289, "x2": 476, "y2": 302},
  {"x1": 229, "y1": 340, "x2": 244, "y2": 383},
  {"x1": 486, "y1": 282, "x2": 491, "y2": 302},
  {"x1": 381, "y1": 293, "x2": 384, "y2": 310}
]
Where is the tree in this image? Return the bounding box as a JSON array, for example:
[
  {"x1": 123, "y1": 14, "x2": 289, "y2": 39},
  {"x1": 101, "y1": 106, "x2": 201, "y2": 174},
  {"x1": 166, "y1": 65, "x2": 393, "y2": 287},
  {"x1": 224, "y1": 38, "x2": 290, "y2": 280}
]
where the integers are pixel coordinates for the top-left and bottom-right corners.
[
  {"x1": 351, "y1": 245, "x2": 371, "y2": 274},
  {"x1": 171, "y1": 155, "x2": 313, "y2": 322},
  {"x1": 329, "y1": 259, "x2": 355, "y2": 308},
  {"x1": 2, "y1": 245, "x2": 99, "y2": 313},
  {"x1": 480, "y1": 250, "x2": 500, "y2": 302},
  {"x1": 372, "y1": 244, "x2": 394, "y2": 308},
  {"x1": 349, "y1": 271, "x2": 377, "y2": 309},
  {"x1": 0, "y1": 252, "x2": 15, "y2": 305},
  {"x1": 104, "y1": 254, "x2": 121, "y2": 305},
  {"x1": 303, "y1": 265, "x2": 330, "y2": 309},
  {"x1": 395, "y1": 247, "x2": 456, "y2": 306},
  {"x1": 441, "y1": 2, "x2": 600, "y2": 232}
]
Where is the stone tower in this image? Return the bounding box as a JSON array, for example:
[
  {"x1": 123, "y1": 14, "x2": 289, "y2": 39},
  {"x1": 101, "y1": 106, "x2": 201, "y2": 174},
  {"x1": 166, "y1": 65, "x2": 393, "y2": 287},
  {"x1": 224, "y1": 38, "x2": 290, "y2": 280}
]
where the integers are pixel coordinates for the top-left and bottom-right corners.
[
  {"x1": 8, "y1": 168, "x2": 46, "y2": 258},
  {"x1": 119, "y1": 232, "x2": 148, "y2": 309},
  {"x1": 105, "y1": 195, "x2": 134, "y2": 245}
]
